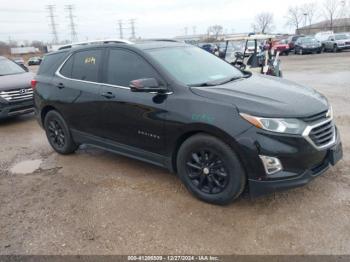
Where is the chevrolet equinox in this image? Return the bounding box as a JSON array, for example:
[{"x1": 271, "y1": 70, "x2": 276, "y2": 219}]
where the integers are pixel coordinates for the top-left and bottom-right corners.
[{"x1": 33, "y1": 40, "x2": 343, "y2": 205}]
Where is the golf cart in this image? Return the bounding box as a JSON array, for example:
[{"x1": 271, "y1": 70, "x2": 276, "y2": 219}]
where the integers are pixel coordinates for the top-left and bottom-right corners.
[{"x1": 223, "y1": 34, "x2": 283, "y2": 77}]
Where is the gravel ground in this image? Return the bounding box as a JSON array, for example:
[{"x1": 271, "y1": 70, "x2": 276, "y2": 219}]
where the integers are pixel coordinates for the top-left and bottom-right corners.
[{"x1": 0, "y1": 52, "x2": 349, "y2": 255}]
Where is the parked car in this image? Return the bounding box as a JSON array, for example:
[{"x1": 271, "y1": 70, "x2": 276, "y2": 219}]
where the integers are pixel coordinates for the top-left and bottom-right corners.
[
  {"x1": 34, "y1": 39, "x2": 342, "y2": 205},
  {"x1": 12, "y1": 57, "x2": 29, "y2": 72},
  {"x1": 294, "y1": 37, "x2": 322, "y2": 55},
  {"x1": 287, "y1": 35, "x2": 304, "y2": 51},
  {"x1": 28, "y1": 56, "x2": 42, "y2": 66},
  {"x1": 200, "y1": 43, "x2": 215, "y2": 53},
  {"x1": 13, "y1": 57, "x2": 25, "y2": 65},
  {"x1": 315, "y1": 31, "x2": 334, "y2": 51},
  {"x1": 272, "y1": 39, "x2": 290, "y2": 55},
  {"x1": 323, "y1": 33, "x2": 350, "y2": 52},
  {"x1": 0, "y1": 56, "x2": 34, "y2": 119}
]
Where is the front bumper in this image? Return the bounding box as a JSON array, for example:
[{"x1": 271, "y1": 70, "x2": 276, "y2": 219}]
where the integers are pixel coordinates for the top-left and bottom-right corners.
[
  {"x1": 338, "y1": 45, "x2": 350, "y2": 50},
  {"x1": 249, "y1": 142, "x2": 342, "y2": 197},
  {"x1": 302, "y1": 47, "x2": 321, "y2": 53},
  {"x1": 235, "y1": 125, "x2": 342, "y2": 197},
  {"x1": 0, "y1": 100, "x2": 34, "y2": 119}
]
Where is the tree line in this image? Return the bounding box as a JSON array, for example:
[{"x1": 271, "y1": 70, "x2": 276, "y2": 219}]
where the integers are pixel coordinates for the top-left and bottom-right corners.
[{"x1": 253, "y1": 0, "x2": 349, "y2": 34}]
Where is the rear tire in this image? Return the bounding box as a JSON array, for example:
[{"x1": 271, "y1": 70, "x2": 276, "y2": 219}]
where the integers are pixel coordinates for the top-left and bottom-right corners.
[
  {"x1": 176, "y1": 134, "x2": 246, "y2": 205},
  {"x1": 44, "y1": 110, "x2": 78, "y2": 155}
]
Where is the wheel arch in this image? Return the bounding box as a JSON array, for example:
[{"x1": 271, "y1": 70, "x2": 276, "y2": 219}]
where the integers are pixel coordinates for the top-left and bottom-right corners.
[
  {"x1": 40, "y1": 105, "x2": 59, "y2": 125},
  {"x1": 170, "y1": 124, "x2": 246, "y2": 174}
]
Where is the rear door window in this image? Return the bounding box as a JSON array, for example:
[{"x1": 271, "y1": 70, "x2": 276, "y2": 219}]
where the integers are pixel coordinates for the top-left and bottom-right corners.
[
  {"x1": 105, "y1": 49, "x2": 159, "y2": 87},
  {"x1": 68, "y1": 49, "x2": 103, "y2": 82}
]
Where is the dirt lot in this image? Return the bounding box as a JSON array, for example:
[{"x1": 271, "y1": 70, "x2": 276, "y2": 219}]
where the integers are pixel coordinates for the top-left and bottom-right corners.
[{"x1": 1, "y1": 52, "x2": 350, "y2": 255}]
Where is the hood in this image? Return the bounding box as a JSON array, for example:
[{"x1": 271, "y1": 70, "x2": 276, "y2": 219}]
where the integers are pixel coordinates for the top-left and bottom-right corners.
[
  {"x1": 190, "y1": 74, "x2": 329, "y2": 118},
  {"x1": 0, "y1": 72, "x2": 34, "y2": 91},
  {"x1": 303, "y1": 42, "x2": 320, "y2": 47}
]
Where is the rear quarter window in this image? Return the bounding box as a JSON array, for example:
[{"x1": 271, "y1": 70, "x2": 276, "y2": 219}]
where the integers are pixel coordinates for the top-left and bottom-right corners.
[{"x1": 37, "y1": 51, "x2": 68, "y2": 76}]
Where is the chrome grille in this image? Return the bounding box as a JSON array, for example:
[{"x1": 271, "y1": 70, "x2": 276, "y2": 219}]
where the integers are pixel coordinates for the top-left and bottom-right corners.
[
  {"x1": 0, "y1": 88, "x2": 33, "y2": 102},
  {"x1": 308, "y1": 120, "x2": 335, "y2": 149}
]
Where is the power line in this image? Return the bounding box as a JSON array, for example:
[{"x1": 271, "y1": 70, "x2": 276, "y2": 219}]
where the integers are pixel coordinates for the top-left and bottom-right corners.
[
  {"x1": 192, "y1": 26, "x2": 197, "y2": 35},
  {"x1": 65, "y1": 5, "x2": 78, "y2": 42},
  {"x1": 184, "y1": 27, "x2": 188, "y2": 35},
  {"x1": 129, "y1": 19, "x2": 136, "y2": 39},
  {"x1": 46, "y1": 5, "x2": 59, "y2": 44},
  {"x1": 117, "y1": 19, "x2": 136, "y2": 39},
  {"x1": 118, "y1": 20, "x2": 125, "y2": 39}
]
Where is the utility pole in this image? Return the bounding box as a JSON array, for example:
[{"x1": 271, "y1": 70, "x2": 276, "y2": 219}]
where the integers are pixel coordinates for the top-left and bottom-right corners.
[
  {"x1": 303, "y1": 13, "x2": 308, "y2": 27},
  {"x1": 129, "y1": 19, "x2": 136, "y2": 39},
  {"x1": 118, "y1": 20, "x2": 124, "y2": 39},
  {"x1": 65, "y1": 5, "x2": 78, "y2": 42},
  {"x1": 46, "y1": 5, "x2": 59, "y2": 44}
]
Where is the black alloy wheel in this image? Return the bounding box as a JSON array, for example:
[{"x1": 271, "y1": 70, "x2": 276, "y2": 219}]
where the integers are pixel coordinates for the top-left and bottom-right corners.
[
  {"x1": 186, "y1": 149, "x2": 229, "y2": 194},
  {"x1": 177, "y1": 133, "x2": 246, "y2": 205},
  {"x1": 44, "y1": 110, "x2": 78, "y2": 154},
  {"x1": 47, "y1": 120, "x2": 66, "y2": 149}
]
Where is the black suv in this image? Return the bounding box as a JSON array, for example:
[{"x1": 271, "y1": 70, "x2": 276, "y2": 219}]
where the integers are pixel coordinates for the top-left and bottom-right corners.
[
  {"x1": 0, "y1": 56, "x2": 34, "y2": 119},
  {"x1": 34, "y1": 40, "x2": 343, "y2": 205}
]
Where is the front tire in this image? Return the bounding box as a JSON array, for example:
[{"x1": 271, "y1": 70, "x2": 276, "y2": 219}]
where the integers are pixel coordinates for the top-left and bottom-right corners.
[
  {"x1": 44, "y1": 110, "x2": 78, "y2": 155},
  {"x1": 333, "y1": 45, "x2": 338, "y2": 53},
  {"x1": 177, "y1": 134, "x2": 246, "y2": 205}
]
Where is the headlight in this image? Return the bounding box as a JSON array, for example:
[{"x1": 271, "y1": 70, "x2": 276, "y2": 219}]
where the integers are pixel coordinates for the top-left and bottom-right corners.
[{"x1": 240, "y1": 113, "x2": 307, "y2": 135}]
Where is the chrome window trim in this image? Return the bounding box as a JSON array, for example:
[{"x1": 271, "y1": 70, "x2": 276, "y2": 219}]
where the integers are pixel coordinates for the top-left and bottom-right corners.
[
  {"x1": 302, "y1": 117, "x2": 336, "y2": 151},
  {"x1": 55, "y1": 52, "x2": 173, "y2": 95},
  {"x1": 55, "y1": 53, "x2": 130, "y2": 90}
]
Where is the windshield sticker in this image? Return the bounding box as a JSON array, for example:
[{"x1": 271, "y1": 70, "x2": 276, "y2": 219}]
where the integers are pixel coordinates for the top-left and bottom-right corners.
[{"x1": 84, "y1": 57, "x2": 96, "y2": 64}]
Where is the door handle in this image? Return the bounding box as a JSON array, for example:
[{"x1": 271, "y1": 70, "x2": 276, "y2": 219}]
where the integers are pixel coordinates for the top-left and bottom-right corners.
[
  {"x1": 56, "y1": 83, "x2": 65, "y2": 89},
  {"x1": 101, "y1": 92, "x2": 115, "y2": 99}
]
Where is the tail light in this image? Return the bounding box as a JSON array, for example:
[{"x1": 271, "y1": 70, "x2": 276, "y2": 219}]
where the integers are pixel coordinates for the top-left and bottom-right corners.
[{"x1": 31, "y1": 79, "x2": 37, "y2": 89}]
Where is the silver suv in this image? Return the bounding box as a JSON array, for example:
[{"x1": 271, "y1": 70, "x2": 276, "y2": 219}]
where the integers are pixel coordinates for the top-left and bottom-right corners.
[{"x1": 323, "y1": 33, "x2": 350, "y2": 52}]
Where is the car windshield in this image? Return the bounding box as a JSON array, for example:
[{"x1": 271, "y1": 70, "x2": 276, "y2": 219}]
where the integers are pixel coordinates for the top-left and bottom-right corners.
[
  {"x1": 0, "y1": 58, "x2": 25, "y2": 76},
  {"x1": 301, "y1": 37, "x2": 317, "y2": 43},
  {"x1": 147, "y1": 46, "x2": 244, "y2": 86},
  {"x1": 335, "y1": 34, "x2": 348, "y2": 40}
]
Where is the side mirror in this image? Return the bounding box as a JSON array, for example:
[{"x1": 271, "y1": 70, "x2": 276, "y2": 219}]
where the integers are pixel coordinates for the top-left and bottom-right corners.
[{"x1": 129, "y1": 78, "x2": 167, "y2": 93}]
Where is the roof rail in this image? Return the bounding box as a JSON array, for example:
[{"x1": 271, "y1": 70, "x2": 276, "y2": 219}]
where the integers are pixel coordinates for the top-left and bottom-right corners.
[
  {"x1": 58, "y1": 39, "x2": 133, "y2": 50},
  {"x1": 142, "y1": 38, "x2": 182, "y2": 43}
]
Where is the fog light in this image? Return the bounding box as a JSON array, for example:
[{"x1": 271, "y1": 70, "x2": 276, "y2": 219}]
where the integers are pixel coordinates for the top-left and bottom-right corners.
[{"x1": 259, "y1": 155, "x2": 283, "y2": 175}]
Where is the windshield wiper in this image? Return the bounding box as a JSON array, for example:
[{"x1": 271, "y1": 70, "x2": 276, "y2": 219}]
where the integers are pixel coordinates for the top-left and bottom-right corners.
[
  {"x1": 215, "y1": 76, "x2": 244, "y2": 85},
  {"x1": 189, "y1": 73, "x2": 250, "y2": 87},
  {"x1": 188, "y1": 82, "x2": 217, "y2": 87}
]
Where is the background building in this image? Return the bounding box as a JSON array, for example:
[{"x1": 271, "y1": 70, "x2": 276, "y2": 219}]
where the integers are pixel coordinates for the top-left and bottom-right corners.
[{"x1": 296, "y1": 18, "x2": 350, "y2": 35}]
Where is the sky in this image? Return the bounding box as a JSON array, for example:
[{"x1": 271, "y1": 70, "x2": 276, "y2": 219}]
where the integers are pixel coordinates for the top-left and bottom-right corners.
[{"x1": 0, "y1": 0, "x2": 341, "y2": 43}]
